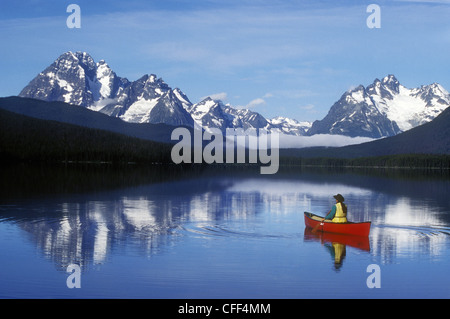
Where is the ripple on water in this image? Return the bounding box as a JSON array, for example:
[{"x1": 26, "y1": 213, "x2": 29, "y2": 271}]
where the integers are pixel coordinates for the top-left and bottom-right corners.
[{"x1": 175, "y1": 223, "x2": 301, "y2": 240}]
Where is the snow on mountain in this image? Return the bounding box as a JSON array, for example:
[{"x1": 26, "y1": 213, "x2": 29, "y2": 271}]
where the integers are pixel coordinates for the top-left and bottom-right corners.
[
  {"x1": 186, "y1": 98, "x2": 234, "y2": 132},
  {"x1": 308, "y1": 75, "x2": 450, "y2": 138},
  {"x1": 222, "y1": 104, "x2": 271, "y2": 131},
  {"x1": 20, "y1": 52, "x2": 447, "y2": 140},
  {"x1": 187, "y1": 97, "x2": 313, "y2": 135},
  {"x1": 19, "y1": 52, "x2": 192, "y2": 127},
  {"x1": 268, "y1": 116, "x2": 312, "y2": 136},
  {"x1": 19, "y1": 52, "x2": 92, "y2": 106},
  {"x1": 187, "y1": 97, "x2": 270, "y2": 133},
  {"x1": 19, "y1": 51, "x2": 309, "y2": 135}
]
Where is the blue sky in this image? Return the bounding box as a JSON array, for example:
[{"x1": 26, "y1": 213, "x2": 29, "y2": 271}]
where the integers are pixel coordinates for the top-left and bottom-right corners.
[{"x1": 1, "y1": 0, "x2": 450, "y2": 122}]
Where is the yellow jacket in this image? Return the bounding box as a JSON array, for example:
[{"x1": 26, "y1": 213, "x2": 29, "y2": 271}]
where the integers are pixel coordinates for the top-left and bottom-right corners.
[
  {"x1": 332, "y1": 202, "x2": 347, "y2": 223},
  {"x1": 325, "y1": 202, "x2": 348, "y2": 223}
]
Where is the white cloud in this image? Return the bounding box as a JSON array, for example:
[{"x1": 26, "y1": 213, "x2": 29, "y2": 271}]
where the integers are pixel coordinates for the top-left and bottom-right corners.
[
  {"x1": 90, "y1": 98, "x2": 118, "y2": 111},
  {"x1": 227, "y1": 179, "x2": 371, "y2": 197},
  {"x1": 127, "y1": 6, "x2": 348, "y2": 73},
  {"x1": 246, "y1": 97, "x2": 266, "y2": 108},
  {"x1": 299, "y1": 104, "x2": 315, "y2": 111},
  {"x1": 239, "y1": 92, "x2": 274, "y2": 109},
  {"x1": 3, "y1": 1, "x2": 450, "y2": 118},
  {"x1": 277, "y1": 134, "x2": 375, "y2": 149},
  {"x1": 201, "y1": 92, "x2": 228, "y2": 101}
]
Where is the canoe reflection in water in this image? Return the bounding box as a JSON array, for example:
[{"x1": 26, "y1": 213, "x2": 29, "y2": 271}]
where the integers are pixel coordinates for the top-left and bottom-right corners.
[{"x1": 304, "y1": 228, "x2": 370, "y2": 271}]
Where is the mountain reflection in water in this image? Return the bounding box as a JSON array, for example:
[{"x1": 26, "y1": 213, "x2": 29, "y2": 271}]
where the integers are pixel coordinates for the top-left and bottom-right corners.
[{"x1": 0, "y1": 164, "x2": 449, "y2": 298}]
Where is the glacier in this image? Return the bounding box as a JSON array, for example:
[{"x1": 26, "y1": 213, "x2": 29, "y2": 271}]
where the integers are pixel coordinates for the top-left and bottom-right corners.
[{"x1": 18, "y1": 52, "x2": 449, "y2": 142}]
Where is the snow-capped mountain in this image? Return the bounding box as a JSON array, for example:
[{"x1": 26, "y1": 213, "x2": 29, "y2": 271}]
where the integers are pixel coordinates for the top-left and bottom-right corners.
[
  {"x1": 21, "y1": 52, "x2": 446, "y2": 140},
  {"x1": 185, "y1": 97, "x2": 235, "y2": 132},
  {"x1": 19, "y1": 51, "x2": 194, "y2": 127},
  {"x1": 19, "y1": 51, "x2": 307, "y2": 135},
  {"x1": 268, "y1": 116, "x2": 312, "y2": 136},
  {"x1": 187, "y1": 97, "x2": 313, "y2": 135},
  {"x1": 307, "y1": 75, "x2": 450, "y2": 138},
  {"x1": 19, "y1": 52, "x2": 128, "y2": 108}
]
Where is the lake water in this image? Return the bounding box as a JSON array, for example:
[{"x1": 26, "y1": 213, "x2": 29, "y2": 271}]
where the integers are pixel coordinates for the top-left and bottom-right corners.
[{"x1": 0, "y1": 164, "x2": 449, "y2": 299}]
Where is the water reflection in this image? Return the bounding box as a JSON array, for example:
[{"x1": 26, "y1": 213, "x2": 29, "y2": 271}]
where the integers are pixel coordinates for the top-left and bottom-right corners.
[
  {"x1": 0, "y1": 165, "x2": 449, "y2": 272},
  {"x1": 325, "y1": 242, "x2": 346, "y2": 271},
  {"x1": 0, "y1": 169, "x2": 267, "y2": 269},
  {"x1": 304, "y1": 228, "x2": 370, "y2": 271}
]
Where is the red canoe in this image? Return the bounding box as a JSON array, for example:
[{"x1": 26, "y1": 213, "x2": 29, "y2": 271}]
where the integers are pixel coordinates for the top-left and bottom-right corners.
[{"x1": 304, "y1": 212, "x2": 371, "y2": 237}]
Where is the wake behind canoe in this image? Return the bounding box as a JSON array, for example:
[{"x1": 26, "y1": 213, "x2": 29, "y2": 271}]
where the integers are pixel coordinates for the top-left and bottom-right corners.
[{"x1": 304, "y1": 212, "x2": 371, "y2": 237}]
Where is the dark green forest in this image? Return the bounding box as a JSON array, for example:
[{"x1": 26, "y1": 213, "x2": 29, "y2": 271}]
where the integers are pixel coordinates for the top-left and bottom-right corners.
[
  {"x1": 1, "y1": 107, "x2": 449, "y2": 170},
  {"x1": 0, "y1": 108, "x2": 172, "y2": 164},
  {"x1": 279, "y1": 154, "x2": 450, "y2": 169}
]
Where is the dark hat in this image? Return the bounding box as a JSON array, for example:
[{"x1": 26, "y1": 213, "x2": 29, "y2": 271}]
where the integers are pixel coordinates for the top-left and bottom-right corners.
[{"x1": 333, "y1": 194, "x2": 345, "y2": 202}]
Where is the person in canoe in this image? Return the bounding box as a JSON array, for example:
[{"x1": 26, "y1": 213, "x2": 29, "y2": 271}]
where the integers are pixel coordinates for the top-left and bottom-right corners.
[{"x1": 323, "y1": 194, "x2": 348, "y2": 223}]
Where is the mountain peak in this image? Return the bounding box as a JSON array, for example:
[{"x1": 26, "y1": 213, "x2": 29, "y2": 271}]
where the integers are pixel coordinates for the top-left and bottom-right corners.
[
  {"x1": 57, "y1": 51, "x2": 95, "y2": 69},
  {"x1": 308, "y1": 74, "x2": 450, "y2": 138},
  {"x1": 17, "y1": 51, "x2": 309, "y2": 135},
  {"x1": 382, "y1": 74, "x2": 398, "y2": 83},
  {"x1": 20, "y1": 52, "x2": 197, "y2": 126},
  {"x1": 381, "y1": 74, "x2": 399, "y2": 90}
]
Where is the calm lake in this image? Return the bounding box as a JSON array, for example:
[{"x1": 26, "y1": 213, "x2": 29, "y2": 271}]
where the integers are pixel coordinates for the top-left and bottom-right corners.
[{"x1": 0, "y1": 164, "x2": 449, "y2": 299}]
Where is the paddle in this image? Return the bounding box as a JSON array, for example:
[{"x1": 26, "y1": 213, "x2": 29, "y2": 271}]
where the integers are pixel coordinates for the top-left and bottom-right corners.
[{"x1": 311, "y1": 218, "x2": 325, "y2": 233}]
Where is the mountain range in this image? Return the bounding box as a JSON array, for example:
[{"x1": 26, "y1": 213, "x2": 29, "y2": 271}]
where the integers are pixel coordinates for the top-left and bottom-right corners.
[
  {"x1": 1, "y1": 96, "x2": 449, "y2": 166},
  {"x1": 16, "y1": 51, "x2": 450, "y2": 139},
  {"x1": 281, "y1": 103, "x2": 450, "y2": 159},
  {"x1": 308, "y1": 75, "x2": 450, "y2": 138},
  {"x1": 19, "y1": 51, "x2": 311, "y2": 136}
]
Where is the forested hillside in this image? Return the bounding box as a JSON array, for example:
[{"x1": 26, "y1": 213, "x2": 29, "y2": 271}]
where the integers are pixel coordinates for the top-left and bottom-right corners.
[{"x1": 0, "y1": 108, "x2": 172, "y2": 164}]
